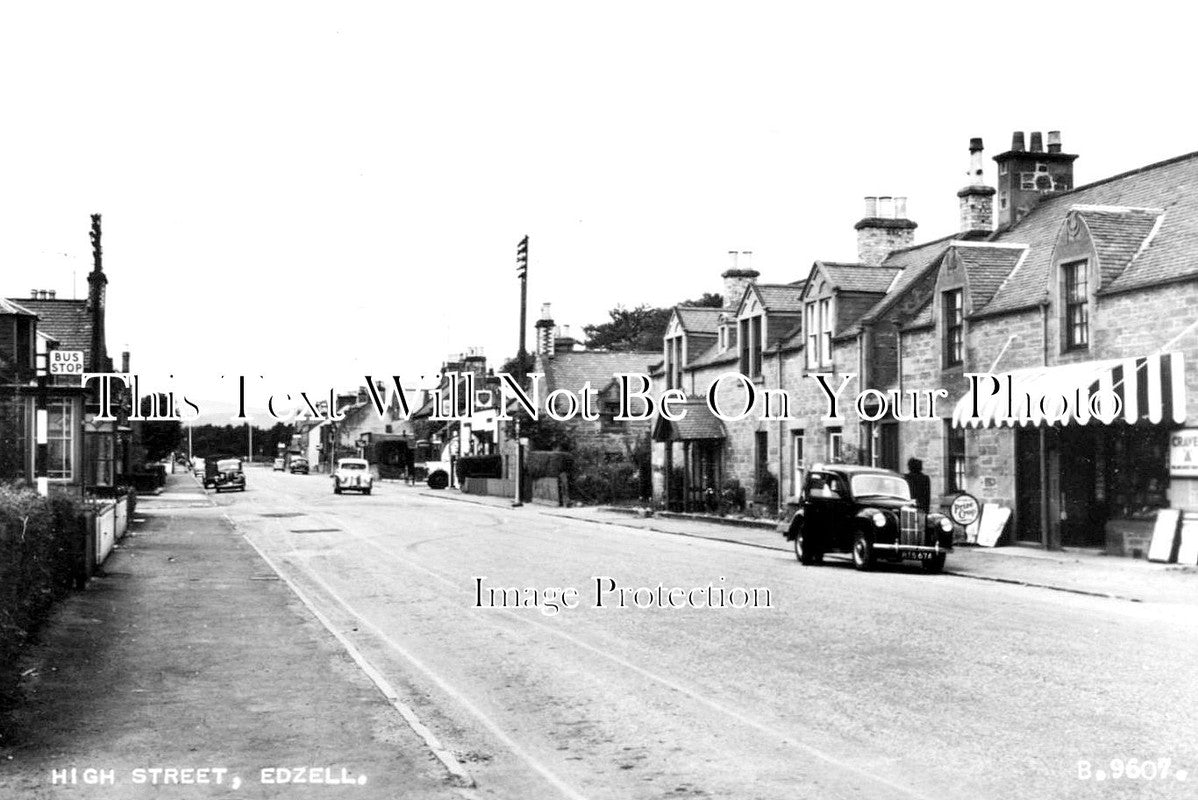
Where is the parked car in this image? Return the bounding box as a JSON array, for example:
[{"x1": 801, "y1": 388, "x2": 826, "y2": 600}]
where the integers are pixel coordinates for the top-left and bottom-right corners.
[
  {"x1": 289, "y1": 457, "x2": 310, "y2": 475},
  {"x1": 204, "y1": 457, "x2": 246, "y2": 493},
  {"x1": 273, "y1": 457, "x2": 285, "y2": 471},
  {"x1": 192, "y1": 457, "x2": 205, "y2": 480},
  {"x1": 333, "y1": 458, "x2": 372, "y2": 495},
  {"x1": 780, "y1": 464, "x2": 953, "y2": 572}
]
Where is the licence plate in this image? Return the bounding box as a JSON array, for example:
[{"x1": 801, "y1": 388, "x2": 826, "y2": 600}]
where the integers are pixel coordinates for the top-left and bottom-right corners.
[{"x1": 905, "y1": 551, "x2": 935, "y2": 560}]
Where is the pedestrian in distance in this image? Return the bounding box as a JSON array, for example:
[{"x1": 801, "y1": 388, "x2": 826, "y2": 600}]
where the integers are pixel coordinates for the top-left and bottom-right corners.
[{"x1": 904, "y1": 457, "x2": 931, "y2": 512}]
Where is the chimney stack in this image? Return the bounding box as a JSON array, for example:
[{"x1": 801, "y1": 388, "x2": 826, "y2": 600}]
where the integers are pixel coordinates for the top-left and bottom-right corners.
[
  {"x1": 721, "y1": 250, "x2": 759, "y2": 308},
  {"x1": 553, "y1": 324, "x2": 577, "y2": 355},
  {"x1": 957, "y1": 137, "x2": 995, "y2": 235},
  {"x1": 534, "y1": 302, "x2": 556, "y2": 357},
  {"x1": 855, "y1": 196, "x2": 917, "y2": 266},
  {"x1": 121, "y1": 351, "x2": 130, "y2": 372},
  {"x1": 994, "y1": 130, "x2": 1078, "y2": 229}
]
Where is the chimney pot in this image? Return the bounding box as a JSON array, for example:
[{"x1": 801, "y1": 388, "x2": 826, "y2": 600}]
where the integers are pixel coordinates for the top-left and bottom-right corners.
[
  {"x1": 540, "y1": 302, "x2": 551, "y2": 318},
  {"x1": 863, "y1": 196, "x2": 878, "y2": 217},
  {"x1": 1012, "y1": 131, "x2": 1026, "y2": 151},
  {"x1": 1047, "y1": 130, "x2": 1062, "y2": 153},
  {"x1": 47, "y1": 290, "x2": 56, "y2": 300},
  {"x1": 727, "y1": 250, "x2": 739, "y2": 269},
  {"x1": 741, "y1": 250, "x2": 753, "y2": 270},
  {"x1": 1029, "y1": 131, "x2": 1043, "y2": 153}
]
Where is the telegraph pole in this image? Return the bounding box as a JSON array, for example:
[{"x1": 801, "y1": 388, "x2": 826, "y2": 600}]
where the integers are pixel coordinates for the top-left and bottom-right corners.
[{"x1": 513, "y1": 235, "x2": 529, "y2": 507}]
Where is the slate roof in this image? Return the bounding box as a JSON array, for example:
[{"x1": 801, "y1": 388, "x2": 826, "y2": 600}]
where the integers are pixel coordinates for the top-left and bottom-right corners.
[
  {"x1": 10, "y1": 298, "x2": 95, "y2": 355},
  {"x1": 684, "y1": 342, "x2": 739, "y2": 371},
  {"x1": 857, "y1": 233, "x2": 958, "y2": 326},
  {"x1": 537, "y1": 350, "x2": 659, "y2": 396},
  {"x1": 674, "y1": 306, "x2": 724, "y2": 335},
  {"x1": 983, "y1": 151, "x2": 1198, "y2": 315},
  {"x1": 751, "y1": 284, "x2": 804, "y2": 313},
  {"x1": 0, "y1": 298, "x2": 36, "y2": 316},
  {"x1": 1076, "y1": 208, "x2": 1164, "y2": 288},
  {"x1": 651, "y1": 399, "x2": 726, "y2": 441},
  {"x1": 953, "y1": 244, "x2": 1027, "y2": 312},
  {"x1": 818, "y1": 261, "x2": 903, "y2": 293}
]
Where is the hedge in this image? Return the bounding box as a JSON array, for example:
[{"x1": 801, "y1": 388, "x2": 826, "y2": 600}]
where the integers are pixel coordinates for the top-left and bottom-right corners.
[
  {"x1": 526, "y1": 451, "x2": 573, "y2": 480},
  {"x1": 0, "y1": 485, "x2": 86, "y2": 708},
  {"x1": 455, "y1": 455, "x2": 503, "y2": 480}
]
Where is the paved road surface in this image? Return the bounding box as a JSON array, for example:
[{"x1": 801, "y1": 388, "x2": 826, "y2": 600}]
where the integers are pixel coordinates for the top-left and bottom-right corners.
[{"x1": 214, "y1": 467, "x2": 1198, "y2": 800}]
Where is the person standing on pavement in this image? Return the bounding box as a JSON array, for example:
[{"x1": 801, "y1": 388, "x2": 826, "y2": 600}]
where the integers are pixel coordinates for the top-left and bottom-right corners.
[{"x1": 904, "y1": 457, "x2": 931, "y2": 512}]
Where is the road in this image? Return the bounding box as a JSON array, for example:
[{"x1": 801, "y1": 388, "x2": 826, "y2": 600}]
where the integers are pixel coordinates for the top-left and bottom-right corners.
[{"x1": 217, "y1": 466, "x2": 1198, "y2": 800}]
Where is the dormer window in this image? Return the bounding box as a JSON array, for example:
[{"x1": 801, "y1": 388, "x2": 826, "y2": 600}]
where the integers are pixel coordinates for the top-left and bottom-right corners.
[
  {"x1": 664, "y1": 335, "x2": 684, "y2": 389},
  {"x1": 805, "y1": 294, "x2": 833, "y2": 369},
  {"x1": 943, "y1": 289, "x2": 963, "y2": 367},
  {"x1": 1063, "y1": 259, "x2": 1089, "y2": 350},
  {"x1": 738, "y1": 315, "x2": 763, "y2": 377}
]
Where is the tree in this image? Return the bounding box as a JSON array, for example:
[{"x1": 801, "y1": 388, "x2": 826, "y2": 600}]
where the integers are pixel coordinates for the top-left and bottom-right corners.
[
  {"x1": 580, "y1": 292, "x2": 723, "y2": 352},
  {"x1": 135, "y1": 394, "x2": 183, "y2": 463}
]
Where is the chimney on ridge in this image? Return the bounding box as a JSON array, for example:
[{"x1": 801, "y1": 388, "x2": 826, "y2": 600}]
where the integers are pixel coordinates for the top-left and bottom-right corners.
[
  {"x1": 957, "y1": 137, "x2": 996, "y2": 235},
  {"x1": 855, "y1": 196, "x2": 917, "y2": 265}
]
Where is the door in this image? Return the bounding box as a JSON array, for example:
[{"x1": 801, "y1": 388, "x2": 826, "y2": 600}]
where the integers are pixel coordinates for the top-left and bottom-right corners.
[
  {"x1": 1059, "y1": 426, "x2": 1102, "y2": 547},
  {"x1": 1015, "y1": 427, "x2": 1044, "y2": 544}
]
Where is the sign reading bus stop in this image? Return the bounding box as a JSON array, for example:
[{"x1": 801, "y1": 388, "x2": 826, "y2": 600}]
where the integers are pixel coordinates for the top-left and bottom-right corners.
[{"x1": 48, "y1": 350, "x2": 84, "y2": 375}]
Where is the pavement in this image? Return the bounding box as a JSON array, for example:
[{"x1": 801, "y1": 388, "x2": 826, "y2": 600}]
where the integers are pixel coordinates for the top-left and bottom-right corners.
[
  {"x1": 0, "y1": 472, "x2": 467, "y2": 799},
  {"x1": 420, "y1": 487, "x2": 1198, "y2": 607}
]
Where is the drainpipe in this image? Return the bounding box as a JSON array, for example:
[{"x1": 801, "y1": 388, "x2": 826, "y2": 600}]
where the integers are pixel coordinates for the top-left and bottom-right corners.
[{"x1": 776, "y1": 336, "x2": 785, "y2": 513}]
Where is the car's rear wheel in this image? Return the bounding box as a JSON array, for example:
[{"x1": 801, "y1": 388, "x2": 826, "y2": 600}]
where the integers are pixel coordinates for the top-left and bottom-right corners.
[
  {"x1": 852, "y1": 532, "x2": 875, "y2": 571},
  {"x1": 922, "y1": 554, "x2": 946, "y2": 574}
]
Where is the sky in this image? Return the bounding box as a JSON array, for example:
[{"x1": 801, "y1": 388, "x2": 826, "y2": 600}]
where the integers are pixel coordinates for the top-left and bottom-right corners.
[{"x1": 3, "y1": 1, "x2": 1196, "y2": 422}]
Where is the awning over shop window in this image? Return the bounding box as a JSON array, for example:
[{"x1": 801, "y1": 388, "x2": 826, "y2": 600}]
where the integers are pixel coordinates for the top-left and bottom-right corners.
[
  {"x1": 652, "y1": 400, "x2": 727, "y2": 442},
  {"x1": 952, "y1": 352, "x2": 1186, "y2": 428}
]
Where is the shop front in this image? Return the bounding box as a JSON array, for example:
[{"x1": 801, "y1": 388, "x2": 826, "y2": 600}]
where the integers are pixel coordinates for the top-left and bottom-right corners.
[{"x1": 954, "y1": 352, "x2": 1188, "y2": 554}]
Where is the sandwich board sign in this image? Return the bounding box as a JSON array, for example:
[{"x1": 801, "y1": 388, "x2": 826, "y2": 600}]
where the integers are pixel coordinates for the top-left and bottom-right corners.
[
  {"x1": 1169, "y1": 429, "x2": 1198, "y2": 476},
  {"x1": 48, "y1": 350, "x2": 84, "y2": 375}
]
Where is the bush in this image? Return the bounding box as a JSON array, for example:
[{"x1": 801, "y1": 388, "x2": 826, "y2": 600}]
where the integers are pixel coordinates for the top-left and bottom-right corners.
[
  {"x1": 755, "y1": 471, "x2": 779, "y2": 509},
  {"x1": 0, "y1": 485, "x2": 86, "y2": 707},
  {"x1": 526, "y1": 451, "x2": 573, "y2": 480},
  {"x1": 567, "y1": 445, "x2": 643, "y2": 505}
]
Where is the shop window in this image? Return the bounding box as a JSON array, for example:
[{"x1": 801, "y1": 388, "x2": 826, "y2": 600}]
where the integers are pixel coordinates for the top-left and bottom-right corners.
[
  {"x1": 943, "y1": 289, "x2": 963, "y2": 367},
  {"x1": 945, "y1": 422, "x2": 966, "y2": 493},
  {"x1": 1063, "y1": 260, "x2": 1089, "y2": 350}
]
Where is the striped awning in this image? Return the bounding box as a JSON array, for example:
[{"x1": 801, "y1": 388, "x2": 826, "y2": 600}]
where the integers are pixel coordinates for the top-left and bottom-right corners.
[{"x1": 952, "y1": 352, "x2": 1186, "y2": 428}]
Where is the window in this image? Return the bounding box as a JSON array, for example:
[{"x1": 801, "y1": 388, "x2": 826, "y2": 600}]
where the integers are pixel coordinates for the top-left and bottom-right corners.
[
  {"x1": 46, "y1": 399, "x2": 74, "y2": 480},
  {"x1": 0, "y1": 398, "x2": 28, "y2": 480},
  {"x1": 946, "y1": 422, "x2": 966, "y2": 493},
  {"x1": 1063, "y1": 260, "x2": 1089, "y2": 349},
  {"x1": 805, "y1": 303, "x2": 818, "y2": 369},
  {"x1": 943, "y1": 289, "x2": 963, "y2": 367},
  {"x1": 755, "y1": 430, "x2": 769, "y2": 485},
  {"x1": 819, "y1": 298, "x2": 832, "y2": 367},
  {"x1": 790, "y1": 430, "x2": 805, "y2": 497},
  {"x1": 739, "y1": 315, "x2": 763, "y2": 378},
  {"x1": 828, "y1": 427, "x2": 843, "y2": 462},
  {"x1": 665, "y1": 336, "x2": 683, "y2": 389}
]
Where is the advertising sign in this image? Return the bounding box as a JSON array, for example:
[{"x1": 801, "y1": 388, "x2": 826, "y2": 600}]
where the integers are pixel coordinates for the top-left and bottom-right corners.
[{"x1": 1169, "y1": 428, "x2": 1198, "y2": 476}]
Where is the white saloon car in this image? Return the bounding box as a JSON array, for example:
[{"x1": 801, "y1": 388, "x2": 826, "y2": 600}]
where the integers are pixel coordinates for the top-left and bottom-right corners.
[{"x1": 333, "y1": 458, "x2": 373, "y2": 495}]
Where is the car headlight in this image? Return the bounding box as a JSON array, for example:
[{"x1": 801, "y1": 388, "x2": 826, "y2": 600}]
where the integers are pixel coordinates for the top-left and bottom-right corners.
[
  {"x1": 871, "y1": 511, "x2": 886, "y2": 528},
  {"x1": 939, "y1": 517, "x2": 954, "y2": 533}
]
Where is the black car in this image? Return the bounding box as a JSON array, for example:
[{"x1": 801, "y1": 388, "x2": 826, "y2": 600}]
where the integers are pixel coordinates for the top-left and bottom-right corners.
[
  {"x1": 204, "y1": 457, "x2": 246, "y2": 493},
  {"x1": 782, "y1": 464, "x2": 954, "y2": 572}
]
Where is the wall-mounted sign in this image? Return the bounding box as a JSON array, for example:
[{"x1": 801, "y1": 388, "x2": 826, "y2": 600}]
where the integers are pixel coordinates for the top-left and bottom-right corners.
[
  {"x1": 48, "y1": 350, "x2": 84, "y2": 375},
  {"x1": 949, "y1": 492, "x2": 981, "y2": 526},
  {"x1": 1169, "y1": 429, "x2": 1198, "y2": 476}
]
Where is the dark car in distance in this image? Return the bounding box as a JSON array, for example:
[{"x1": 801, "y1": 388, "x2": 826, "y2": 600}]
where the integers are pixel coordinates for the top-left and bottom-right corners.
[
  {"x1": 203, "y1": 457, "x2": 246, "y2": 493},
  {"x1": 289, "y1": 457, "x2": 310, "y2": 475},
  {"x1": 781, "y1": 464, "x2": 954, "y2": 572}
]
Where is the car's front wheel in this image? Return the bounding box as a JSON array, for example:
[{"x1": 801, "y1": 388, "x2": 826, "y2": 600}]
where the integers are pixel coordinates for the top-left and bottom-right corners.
[
  {"x1": 333, "y1": 481, "x2": 342, "y2": 495},
  {"x1": 793, "y1": 526, "x2": 821, "y2": 566},
  {"x1": 852, "y1": 532, "x2": 875, "y2": 571},
  {"x1": 921, "y1": 554, "x2": 946, "y2": 574},
  {"x1": 363, "y1": 486, "x2": 372, "y2": 495}
]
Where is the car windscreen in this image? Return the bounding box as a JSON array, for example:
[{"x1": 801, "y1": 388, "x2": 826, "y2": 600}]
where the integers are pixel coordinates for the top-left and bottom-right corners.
[
  {"x1": 339, "y1": 462, "x2": 366, "y2": 470},
  {"x1": 217, "y1": 459, "x2": 241, "y2": 471},
  {"x1": 851, "y1": 474, "x2": 911, "y2": 500}
]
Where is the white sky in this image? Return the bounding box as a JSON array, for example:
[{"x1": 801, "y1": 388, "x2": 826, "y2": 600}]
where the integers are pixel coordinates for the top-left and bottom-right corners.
[{"x1": 3, "y1": 2, "x2": 1196, "y2": 420}]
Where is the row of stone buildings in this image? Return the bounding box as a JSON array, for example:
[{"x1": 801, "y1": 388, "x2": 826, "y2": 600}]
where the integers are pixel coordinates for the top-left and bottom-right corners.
[{"x1": 650, "y1": 132, "x2": 1196, "y2": 555}]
